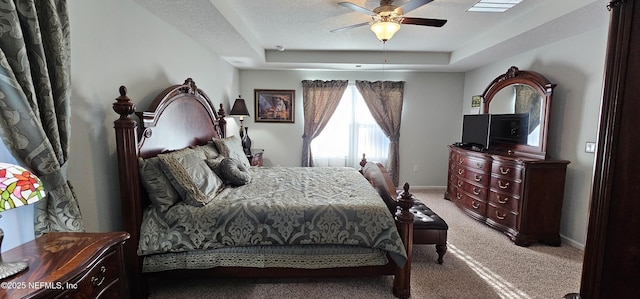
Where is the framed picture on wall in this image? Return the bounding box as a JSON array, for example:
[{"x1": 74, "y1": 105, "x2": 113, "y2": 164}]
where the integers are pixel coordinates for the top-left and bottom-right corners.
[{"x1": 254, "y1": 89, "x2": 295, "y2": 123}]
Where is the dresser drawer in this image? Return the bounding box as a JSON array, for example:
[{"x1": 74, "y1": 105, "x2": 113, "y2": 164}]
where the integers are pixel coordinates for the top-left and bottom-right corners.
[
  {"x1": 487, "y1": 204, "x2": 518, "y2": 229},
  {"x1": 490, "y1": 176, "x2": 521, "y2": 196},
  {"x1": 452, "y1": 189, "x2": 487, "y2": 216},
  {"x1": 491, "y1": 160, "x2": 523, "y2": 180},
  {"x1": 460, "y1": 181, "x2": 488, "y2": 199},
  {"x1": 488, "y1": 191, "x2": 520, "y2": 213},
  {"x1": 457, "y1": 167, "x2": 490, "y2": 186},
  {"x1": 58, "y1": 249, "x2": 122, "y2": 298},
  {"x1": 456, "y1": 156, "x2": 491, "y2": 172}
]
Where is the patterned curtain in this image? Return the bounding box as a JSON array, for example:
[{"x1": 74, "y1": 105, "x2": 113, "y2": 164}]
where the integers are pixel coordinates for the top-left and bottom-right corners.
[
  {"x1": 301, "y1": 80, "x2": 348, "y2": 167},
  {"x1": 355, "y1": 80, "x2": 404, "y2": 186},
  {"x1": 0, "y1": 0, "x2": 84, "y2": 236}
]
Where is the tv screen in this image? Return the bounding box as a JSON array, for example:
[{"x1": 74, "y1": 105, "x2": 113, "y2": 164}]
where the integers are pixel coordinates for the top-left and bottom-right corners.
[
  {"x1": 461, "y1": 114, "x2": 490, "y2": 149},
  {"x1": 489, "y1": 113, "x2": 529, "y2": 146}
]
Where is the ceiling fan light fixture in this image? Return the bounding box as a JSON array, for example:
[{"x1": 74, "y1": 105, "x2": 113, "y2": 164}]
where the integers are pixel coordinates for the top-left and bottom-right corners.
[{"x1": 370, "y1": 21, "x2": 401, "y2": 42}]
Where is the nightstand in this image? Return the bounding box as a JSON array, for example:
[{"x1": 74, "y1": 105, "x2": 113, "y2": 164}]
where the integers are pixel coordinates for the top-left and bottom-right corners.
[
  {"x1": 0, "y1": 231, "x2": 130, "y2": 298},
  {"x1": 248, "y1": 148, "x2": 264, "y2": 166}
]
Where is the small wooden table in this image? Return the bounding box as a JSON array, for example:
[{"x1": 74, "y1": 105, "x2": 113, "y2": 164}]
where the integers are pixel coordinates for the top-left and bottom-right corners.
[{"x1": 0, "y1": 231, "x2": 129, "y2": 299}]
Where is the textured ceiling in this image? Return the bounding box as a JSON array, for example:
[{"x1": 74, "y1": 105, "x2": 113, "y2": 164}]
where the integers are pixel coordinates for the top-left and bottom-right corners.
[{"x1": 134, "y1": 0, "x2": 609, "y2": 71}]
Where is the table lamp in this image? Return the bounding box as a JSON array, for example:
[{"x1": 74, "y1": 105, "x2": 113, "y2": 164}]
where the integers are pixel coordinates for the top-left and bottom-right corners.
[
  {"x1": 229, "y1": 96, "x2": 250, "y2": 138},
  {"x1": 0, "y1": 162, "x2": 45, "y2": 279}
]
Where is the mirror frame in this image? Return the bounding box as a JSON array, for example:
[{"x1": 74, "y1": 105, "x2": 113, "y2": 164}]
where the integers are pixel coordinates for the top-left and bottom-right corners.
[{"x1": 481, "y1": 66, "x2": 556, "y2": 159}]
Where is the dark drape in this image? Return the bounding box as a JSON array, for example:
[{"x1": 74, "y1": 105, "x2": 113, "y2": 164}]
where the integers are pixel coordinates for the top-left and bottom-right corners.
[
  {"x1": 355, "y1": 80, "x2": 405, "y2": 186},
  {"x1": 301, "y1": 80, "x2": 348, "y2": 167},
  {"x1": 0, "y1": 0, "x2": 84, "y2": 236}
]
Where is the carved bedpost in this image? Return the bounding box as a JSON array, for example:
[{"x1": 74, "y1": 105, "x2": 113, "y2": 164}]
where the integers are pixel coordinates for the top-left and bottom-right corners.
[
  {"x1": 359, "y1": 153, "x2": 367, "y2": 174},
  {"x1": 218, "y1": 103, "x2": 227, "y2": 138},
  {"x1": 393, "y1": 182, "x2": 414, "y2": 299},
  {"x1": 112, "y1": 86, "x2": 147, "y2": 298}
]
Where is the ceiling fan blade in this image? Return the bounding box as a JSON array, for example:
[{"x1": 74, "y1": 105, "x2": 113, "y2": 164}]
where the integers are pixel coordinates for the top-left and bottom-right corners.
[
  {"x1": 338, "y1": 2, "x2": 375, "y2": 15},
  {"x1": 331, "y1": 22, "x2": 370, "y2": 33},
  {"x1": 401, "y1": 17, "x2": 447, "y2": 27},
  {"x1": 399, "y1": 0, "x2": 434, "y2": 14}
]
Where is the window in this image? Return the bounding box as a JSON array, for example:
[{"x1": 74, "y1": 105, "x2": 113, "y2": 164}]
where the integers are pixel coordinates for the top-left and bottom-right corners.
[{"x1": 311, "y1": 84, "x2": 389, "y2": 168}]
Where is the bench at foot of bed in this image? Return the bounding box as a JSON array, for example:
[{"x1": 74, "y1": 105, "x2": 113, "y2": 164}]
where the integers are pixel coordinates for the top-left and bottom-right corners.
[{"x1": 410, "y1": 200, "x2": 448, "y2": 264}]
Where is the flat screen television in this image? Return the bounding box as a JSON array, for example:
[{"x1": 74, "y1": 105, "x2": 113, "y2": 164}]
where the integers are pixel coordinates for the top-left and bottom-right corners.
[
  {"x1": 489, "y1": 113, "x2": 529, "y2": 146},
  {"x1": 461, "y1": 114, "x2": 490, "y2": 150}
]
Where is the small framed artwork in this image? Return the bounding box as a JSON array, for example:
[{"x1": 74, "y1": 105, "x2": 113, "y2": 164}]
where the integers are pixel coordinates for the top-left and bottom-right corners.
[
  {"x1": 254, "y1": 89, "x2": 295, "y2": 123},
  {"x1": 471, "y1": 95, "x2": 482, "y2": 108},
  {"x1": 471, "y1": 95, "x2": 483, "y2": 114}
]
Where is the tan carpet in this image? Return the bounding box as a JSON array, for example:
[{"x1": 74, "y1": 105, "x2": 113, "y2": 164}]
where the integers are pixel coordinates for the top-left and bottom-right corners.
[{"x1": 148, "y1": 188, "x2": 583, "y2": 299}]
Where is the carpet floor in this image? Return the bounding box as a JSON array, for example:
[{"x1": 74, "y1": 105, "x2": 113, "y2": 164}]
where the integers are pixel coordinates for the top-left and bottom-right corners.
[{"x1": 148, "y1": 188, "x2": 583, "y2": 299}]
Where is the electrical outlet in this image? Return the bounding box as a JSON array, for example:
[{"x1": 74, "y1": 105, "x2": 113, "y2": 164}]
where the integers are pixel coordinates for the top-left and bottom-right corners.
[{"x1": 585, "y1": 142, "x2": 596, "y2": 153}]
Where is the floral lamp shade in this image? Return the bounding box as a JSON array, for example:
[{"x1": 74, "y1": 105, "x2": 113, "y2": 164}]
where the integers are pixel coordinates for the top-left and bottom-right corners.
[
  {"x1": 0, "y1": 162, "x2": 46, "y2": 279},
  {"x1": 0, "y1": 162, "x2": 45, "y2": 212}
]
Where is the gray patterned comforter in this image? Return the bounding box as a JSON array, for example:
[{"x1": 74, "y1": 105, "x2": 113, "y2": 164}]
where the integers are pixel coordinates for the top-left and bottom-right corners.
[{"x1": 138, "y1": 166, "x2": 407, "y2": 266}]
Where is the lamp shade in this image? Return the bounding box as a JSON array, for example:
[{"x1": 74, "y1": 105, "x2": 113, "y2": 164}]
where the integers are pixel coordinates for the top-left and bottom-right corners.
[
  {"x1": 370, "y1": 21, "x2": 401, "y2": 42},
  {"x1": 0, "y1": 162, "x2": 45, "y2": 212},
  {"x1": 229, "y1": 97, "x2": 250, "y2": 118}
]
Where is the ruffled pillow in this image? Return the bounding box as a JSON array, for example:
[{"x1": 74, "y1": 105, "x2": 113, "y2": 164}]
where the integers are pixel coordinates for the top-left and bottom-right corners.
[
  {"x1": 158, "y1": 147, "x2": 223, "y2": 207},
  {"x1": 207, "y1": 157, "x2": 252, "y2": 186},
  {"x1": 212, "y1": 135, "x2": 250, "y2": 168}
]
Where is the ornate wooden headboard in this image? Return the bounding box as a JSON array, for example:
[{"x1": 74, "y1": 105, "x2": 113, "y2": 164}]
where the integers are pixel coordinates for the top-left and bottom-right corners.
[{"x1": 112, "y1": 78, "x2": 227, "y2": 293}]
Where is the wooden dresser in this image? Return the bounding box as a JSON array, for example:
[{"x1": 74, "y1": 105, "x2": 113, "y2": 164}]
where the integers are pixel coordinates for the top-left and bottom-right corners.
[
  {"x1": 0, "y1": 232, "x2": 129, "y2": 299},
  {"x1": 445, "y1": 145, "x2": 569, "y2": 246}
]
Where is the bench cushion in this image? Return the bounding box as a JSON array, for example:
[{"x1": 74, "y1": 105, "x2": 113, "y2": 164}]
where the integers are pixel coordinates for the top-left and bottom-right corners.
[{"x1": 411, "y1": 200, "x2": 448, "y2": 231}]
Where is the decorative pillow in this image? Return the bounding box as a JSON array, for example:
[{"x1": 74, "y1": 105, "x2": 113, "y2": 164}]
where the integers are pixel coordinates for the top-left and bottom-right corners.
[
  {"x1": 138, "y1": 157, "x2": 180, "y2": 213},
  {"x1": 197, "y1": 141, "x2": 220, "y2": 159},
  {"x1": 212, "y1": 135, "x2": 250, "y2": 168},
  {"x1": 158, "y1": 147, "x2": 223, "y2": 207},
  {"x1": 207, "y1": 157, "x2": 252, "y2": 186}
]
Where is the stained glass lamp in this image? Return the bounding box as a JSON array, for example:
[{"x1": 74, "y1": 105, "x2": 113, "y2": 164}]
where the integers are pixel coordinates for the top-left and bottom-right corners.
[{"x1": 0, "y1": 162, "x2": 45, "y2": 279}]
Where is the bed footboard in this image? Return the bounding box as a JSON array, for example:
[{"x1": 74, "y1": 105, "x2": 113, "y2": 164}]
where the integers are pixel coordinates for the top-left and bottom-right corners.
[{"x1": 361, "y1": 159, "x2": 415, "y2": 299}]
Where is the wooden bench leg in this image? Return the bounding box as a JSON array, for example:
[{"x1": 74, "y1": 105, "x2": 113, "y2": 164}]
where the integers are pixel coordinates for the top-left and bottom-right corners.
[{"x1": 436, "y1": 243, "x2": 447, "y2": 264}]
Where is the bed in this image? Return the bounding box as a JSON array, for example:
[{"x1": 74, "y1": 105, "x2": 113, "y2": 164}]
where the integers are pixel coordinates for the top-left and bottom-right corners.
[{"x1": 112, "y1": 78, "x2": 415, "y2": 298}]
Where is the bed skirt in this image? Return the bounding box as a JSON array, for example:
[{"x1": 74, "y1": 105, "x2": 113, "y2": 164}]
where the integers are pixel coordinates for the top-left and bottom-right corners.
[{"x1": 142, "y1": 245, "x2": 389, "y2": 272}]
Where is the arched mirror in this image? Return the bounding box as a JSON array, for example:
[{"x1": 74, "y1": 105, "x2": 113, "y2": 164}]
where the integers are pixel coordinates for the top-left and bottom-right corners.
[{"x1": 482, "y1": 66, "x2": 556, "y2": 159}]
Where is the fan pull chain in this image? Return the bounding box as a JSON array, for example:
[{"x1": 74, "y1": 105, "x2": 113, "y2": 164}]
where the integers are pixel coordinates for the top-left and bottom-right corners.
[{"x1": 382, "y1": 41, "x2": 388, "y2": 72}]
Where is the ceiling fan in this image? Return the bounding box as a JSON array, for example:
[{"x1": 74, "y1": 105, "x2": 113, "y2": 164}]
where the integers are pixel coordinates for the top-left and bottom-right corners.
[{"x1": 332, "y1": 0, "x2": 447, "y2": 42}]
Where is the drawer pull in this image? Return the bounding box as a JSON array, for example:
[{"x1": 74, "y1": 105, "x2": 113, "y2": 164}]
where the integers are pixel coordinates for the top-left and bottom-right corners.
[
  {"x1": 456, "y1": 193, "x2": 462, "y2": 200},
  {"x1": 474, "y1": 174, "x2": 482, "y2": 182},
  {"x1": 498, "y1": 181, "x2": 510, "y2": 189},
  {"x1": 472, "y1": 187, "x2": 480, "y2": 195},
  {"x1": 458, "y1": 169, "x2": 464, "y2": 175},
  {"x1": 472, "y1": 201, "x2": 480, "y2": 209},
  {"x1": 457, "y1": 180, "x2": 463, "y2": 187},
  {"x1": 500, "y1": 167, "x2": 510, "y2": 175},
  {"x1": 495, "y1": 211, "x2": 506, "y2": 220},
  {"x1": 459, "y1": 158, "x2": 464, "y2": 164},
  {"x1": 497, "y1": 195, "x2": 509, "y2": 204},
  {"x1": 91, "y1": 266, "x2": 107, "y2": 287},
  {"x1": 476, "y1": 162, "x2": 483, "y2": 168}
]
